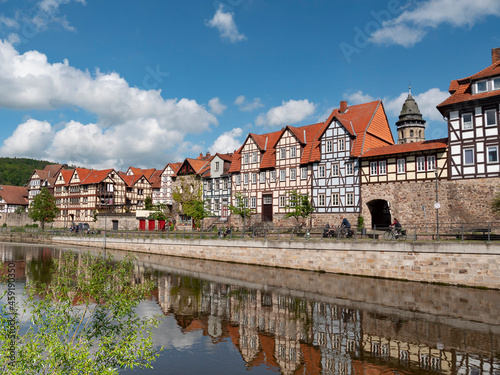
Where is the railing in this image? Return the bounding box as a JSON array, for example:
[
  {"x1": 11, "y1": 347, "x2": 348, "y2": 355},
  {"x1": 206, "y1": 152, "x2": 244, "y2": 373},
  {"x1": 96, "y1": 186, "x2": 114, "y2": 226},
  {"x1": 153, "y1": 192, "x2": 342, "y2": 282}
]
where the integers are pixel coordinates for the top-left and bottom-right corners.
[{"x1": 7, "y1": 222, "x2": 498, "y2": 243}]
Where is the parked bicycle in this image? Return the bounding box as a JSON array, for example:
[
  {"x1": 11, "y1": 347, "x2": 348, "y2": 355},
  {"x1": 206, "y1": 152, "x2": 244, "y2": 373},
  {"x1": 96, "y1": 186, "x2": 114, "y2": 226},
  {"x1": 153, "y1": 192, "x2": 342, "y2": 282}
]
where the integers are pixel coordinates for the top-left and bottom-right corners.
[{"x1": 383, "y1": 227, "x2": 407, "y2": 240}]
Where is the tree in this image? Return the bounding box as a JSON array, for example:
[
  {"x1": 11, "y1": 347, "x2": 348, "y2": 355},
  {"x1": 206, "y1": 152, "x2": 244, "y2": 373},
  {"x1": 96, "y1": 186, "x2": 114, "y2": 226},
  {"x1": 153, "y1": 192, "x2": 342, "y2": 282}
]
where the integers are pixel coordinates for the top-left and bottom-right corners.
[
  {"x1": 227, "y1": 192, "x2": 254, "y2": 222},
  {"x1": 28, "y1": 187, "x2": 59, "y2": 230},
  {"x1": 284, "y1": 191, "x2": 315, "y2": 229},
  {"x1": 172, "y1": 176, "x2": 209, "y2": 228},
  {"x1": 492, "y1": 192, "x2": 500, "y2": 215},
  {"x1": 0, "y1": 251, "x2": 161, "y2": 374},
  {"x1": 144, "y1": 195, "x2": 153, "y2": 210}
]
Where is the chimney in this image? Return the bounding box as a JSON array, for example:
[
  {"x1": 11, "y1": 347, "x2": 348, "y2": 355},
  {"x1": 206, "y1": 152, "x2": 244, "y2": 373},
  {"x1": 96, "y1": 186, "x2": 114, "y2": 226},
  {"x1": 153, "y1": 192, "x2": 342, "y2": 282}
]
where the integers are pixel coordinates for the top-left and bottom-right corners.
[
  {"x1": 340, "y1": 100, "x2": 348, "y2": 113},
  {"x1": 492, "y1": 48, "x2": 500, "y2": 64}
]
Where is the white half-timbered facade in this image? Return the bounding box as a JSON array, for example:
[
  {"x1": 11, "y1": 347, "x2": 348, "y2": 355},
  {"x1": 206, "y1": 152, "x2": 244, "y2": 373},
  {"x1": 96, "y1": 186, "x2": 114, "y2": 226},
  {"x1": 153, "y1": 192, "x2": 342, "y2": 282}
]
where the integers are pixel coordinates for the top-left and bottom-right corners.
[
  {"x1": 152, "y1": 163, "x2": 181, "y2": 206},
  {"x1": 203, "y1": 153, "x2": 233, "y2": 218}
]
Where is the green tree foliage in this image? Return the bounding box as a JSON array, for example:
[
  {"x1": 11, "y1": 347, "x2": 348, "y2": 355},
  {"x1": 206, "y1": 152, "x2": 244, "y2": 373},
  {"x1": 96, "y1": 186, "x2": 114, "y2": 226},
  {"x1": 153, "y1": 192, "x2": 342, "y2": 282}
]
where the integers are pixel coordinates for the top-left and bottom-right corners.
[
  {"x1": 284, "y1": 190, "x2": 315, "y2": 228},
  {"x1": 144, "y1": 195, "x2": 153, "y2": 210},
  {"x1": 172, "y1": 176, "x2": 209, "y2": 228},
  {"x1": 28, "y1": 187, "x2": 59, "y2": 230},
  {"x1": 227, "y1": 192, "x2": 254, "y2": 221},
  {"x1": 492, "y1": 191, "x2": 500, "y2": 215},
  {"x1": 0, "y1": 158, "x2": 57, "y2": 186},
  {"x1": 0, "y1": 251, "x2": 161, "y2": 374}
]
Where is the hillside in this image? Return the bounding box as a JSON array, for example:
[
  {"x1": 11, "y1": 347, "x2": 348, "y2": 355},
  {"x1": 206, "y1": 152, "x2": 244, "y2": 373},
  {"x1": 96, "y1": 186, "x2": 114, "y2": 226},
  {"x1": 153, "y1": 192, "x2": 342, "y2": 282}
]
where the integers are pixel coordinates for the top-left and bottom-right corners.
[{"x1": 0, "y1": 157, "x2": 60, "y2": 187}]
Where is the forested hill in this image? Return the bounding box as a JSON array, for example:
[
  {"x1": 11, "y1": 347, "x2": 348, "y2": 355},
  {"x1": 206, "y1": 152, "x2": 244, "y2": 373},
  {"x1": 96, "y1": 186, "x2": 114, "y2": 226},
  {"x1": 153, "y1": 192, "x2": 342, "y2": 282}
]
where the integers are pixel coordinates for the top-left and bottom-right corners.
[{"x1": 0, "y1": 157, "x2": 60, "y2": 186}]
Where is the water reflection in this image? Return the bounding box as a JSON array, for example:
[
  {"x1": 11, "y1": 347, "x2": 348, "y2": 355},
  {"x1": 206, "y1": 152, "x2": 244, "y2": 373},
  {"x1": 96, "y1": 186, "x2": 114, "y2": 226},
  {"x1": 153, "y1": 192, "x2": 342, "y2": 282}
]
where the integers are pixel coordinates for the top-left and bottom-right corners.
[{"x1": 1, "y1": 243, "x2": 500, "y2": 375}]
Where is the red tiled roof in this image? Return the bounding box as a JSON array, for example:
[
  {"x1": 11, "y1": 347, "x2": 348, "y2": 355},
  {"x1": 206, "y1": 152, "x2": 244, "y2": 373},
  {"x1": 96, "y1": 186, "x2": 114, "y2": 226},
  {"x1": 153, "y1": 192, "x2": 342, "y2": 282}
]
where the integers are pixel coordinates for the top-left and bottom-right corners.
[
  {"x1": 81, "y1": 169, "x2": 115, "y2": 184},
  {"x1": 437, "y1": 60, "x2": 500, "y2": 110},
  {"x1": 59, "y1": 169, "x2": 74, "y2": 185},
  {"x1": 228, "y1": 146, "x2": 243, "y2": 173},
  {"x1": 258, "y1": 130, "x2": 283, "y2": 170},
  {"x1": 0, "y1": 185, "x2": 28, "y2": 205},
  {"x1": 149, "y1": 170, "x2": 162, "y2": 188},
  {"x1": 361, "y1": 138, "x2": 448, "y2": 157},
  {"x1": 127, "y1": 167, "x2": 156, "y2": 180}
]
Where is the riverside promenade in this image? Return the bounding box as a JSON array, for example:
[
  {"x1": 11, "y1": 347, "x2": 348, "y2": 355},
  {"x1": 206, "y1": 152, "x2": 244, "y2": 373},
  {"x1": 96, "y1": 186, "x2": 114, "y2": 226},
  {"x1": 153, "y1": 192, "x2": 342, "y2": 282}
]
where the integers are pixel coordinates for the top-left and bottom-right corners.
[{"x1": 49, "y1": 234, "x2": 500, "y2": 290}]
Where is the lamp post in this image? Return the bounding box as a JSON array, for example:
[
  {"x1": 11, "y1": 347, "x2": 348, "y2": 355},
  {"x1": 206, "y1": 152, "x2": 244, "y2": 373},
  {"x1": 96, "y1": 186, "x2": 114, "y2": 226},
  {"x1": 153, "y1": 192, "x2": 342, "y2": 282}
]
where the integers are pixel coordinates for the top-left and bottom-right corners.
[
  {"x1": 434, "y1": 168, "x2": 441, "y2": 241},
  {"x1": 242, "y1": 188, "x2": 247, "y2": 238}
]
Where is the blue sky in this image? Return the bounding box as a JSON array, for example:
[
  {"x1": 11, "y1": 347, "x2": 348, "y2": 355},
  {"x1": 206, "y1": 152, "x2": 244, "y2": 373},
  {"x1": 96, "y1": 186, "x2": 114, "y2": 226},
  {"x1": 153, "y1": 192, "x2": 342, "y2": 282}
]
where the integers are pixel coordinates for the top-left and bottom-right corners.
[{"x1": 0, "y1": 0, "x2": 499, "y2": 171}]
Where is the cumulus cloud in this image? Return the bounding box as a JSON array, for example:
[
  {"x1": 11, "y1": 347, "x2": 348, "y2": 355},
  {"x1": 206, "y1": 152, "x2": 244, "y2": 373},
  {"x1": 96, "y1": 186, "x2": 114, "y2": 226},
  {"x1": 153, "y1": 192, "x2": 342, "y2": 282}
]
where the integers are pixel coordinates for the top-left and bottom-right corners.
[
  {"x1": 208, "y1": 128, "x2": 243, "y2": 155},
  {"x1": 255, "y1": 99, "x2": 316, "y2": 128},
  {"x1": 234, "y1": 95, "x2": 263, "y2": 111},
  {"x1": 208, "y1": 97, "x2": 227, "y2": 115},
  {"x1": 0, "y1": 40, "x2": 218, "y2": 170},
  {"x1": 370, "y1": 0, "x2": 500, "y2": 47},
  {"x1": 205, "y1": 5, "x2": 246, "y2": 43}
]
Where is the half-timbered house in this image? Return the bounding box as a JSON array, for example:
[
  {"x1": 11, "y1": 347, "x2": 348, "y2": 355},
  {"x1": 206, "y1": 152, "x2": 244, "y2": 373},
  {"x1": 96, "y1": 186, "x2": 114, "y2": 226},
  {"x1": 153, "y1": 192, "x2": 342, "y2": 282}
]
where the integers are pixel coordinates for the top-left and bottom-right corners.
[
  {"x1": 203, "y1": 153, "x2": 233, "y2": 219},
  {"x1": 0, "y1": 186, "x2": 28, "y2": 213},
  {"x1": 119, "y1": 173, "x2": 153, "y2": 212},
  {"x1": 27, "y1": 164, "x2": 65, "y2": 206}
]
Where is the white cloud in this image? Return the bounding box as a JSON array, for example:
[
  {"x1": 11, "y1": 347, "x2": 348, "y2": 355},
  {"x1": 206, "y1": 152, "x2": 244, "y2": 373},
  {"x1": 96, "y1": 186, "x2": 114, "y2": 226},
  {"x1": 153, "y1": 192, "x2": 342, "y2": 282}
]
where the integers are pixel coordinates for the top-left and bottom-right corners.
[
  {"x1": 0, "y1": 41, "x2": 218, "y2": 170},
  {"x1": 255, "y1": 99, "x2": 317, "y2": 128},
  {"x1": 208, "y1": 128, "x2": 243, "y2": 155},
  {"x1": 208, "y1": 97, "x2": 227, "y2": 115},
  {"x1": 370, "y1": 0, "x2": 500, "y2": 47},
  {"x1": 234, "y1": 95, "x2": 263, "y2": 111},
  {"x1": 344, "y1": 91, "x2": 376, "y2": 105},
  {"x1": 205, "y1": 5, "x2": 246, "y2": 43}
]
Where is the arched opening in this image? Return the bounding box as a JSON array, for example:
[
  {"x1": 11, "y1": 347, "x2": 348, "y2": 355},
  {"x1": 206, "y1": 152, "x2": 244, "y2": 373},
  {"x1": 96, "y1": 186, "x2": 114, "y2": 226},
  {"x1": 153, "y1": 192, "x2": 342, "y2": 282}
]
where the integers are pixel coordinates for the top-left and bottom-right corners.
[
  {"x1": 366, "y1": 199, "x2": 391, "y2": 229},
  {"x1": 410, "y1": 129, "x2": 414, "y2": 137}
]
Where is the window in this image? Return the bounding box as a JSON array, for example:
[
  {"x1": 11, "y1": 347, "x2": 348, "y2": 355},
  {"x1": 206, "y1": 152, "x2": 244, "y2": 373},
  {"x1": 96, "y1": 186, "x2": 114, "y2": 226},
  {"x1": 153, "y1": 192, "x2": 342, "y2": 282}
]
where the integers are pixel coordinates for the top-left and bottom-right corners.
[
  {"x1": 290, "y1": 168, "x2": 296, "y2": 180},
  {"x1": 260, "y1": 171, "x2": 266, "y2": 184},
  {"x1": 462, "y1": 113, "x2": 473, "y2": 130},
  {"x1": 301, "y1": 167, "x2": 307, "y2": 179},
  {"x1": 346, "y1": 163, "x2": 353, "y2": 175},
  {"x1": 224, "y1": 179, "x2": 228, "y2": 189},
  {"x1": 427, "y1": 155, "x2": 436, "y2": 171},
  {"x1": 326, "y1": 141, "x2": 332, "y2": 153},
  {"x1": 215, "y1": 161, "x2": 220, "y2": 171},
  {"x1": 397, "y1": 159, "x2": 405, "y2": 173},
  {"x1": 332, "y1": 193, "x2": 339, "y2": 206},
  {"x1": 318, "y1": 194, "x2": 325, "y2": 206},
  {"x1": 243, "y1": 153, "x2": 249, "y2": 164},
  {"x1": 279, "y1": 169, "x2": 286, "y2": 181},
  {"x1": 214, "y1": 199, "x2": 220, "y2": 212},
  {"x1": 243, "y1": 173, "x2": 249, "y2": 185},
  {"x1": 319, "y1": 165, "x2": 325, "y2": 178},
  {"x1": 206, "y1": 181, "x2": 212, "y2": 191},
  {"x1": 138, "y1": 189, "x2": 144, "y2": 195},
  {"x1": 494, "y1": 77, "x2": 500, "y2": 90},
  {"x1": 486, "y1": 109, "x2": 497, "y2": 127},
  {"x1": 488, "y1": 146, "x2": 498, "y2": 163},
  {"x1": 379, "y1": 161, "x2": 387, "y2": 175},
  {"x1": 417, "y1": 156, "x2": 426, "y2": 172},
  {"x1": 346, "y1": 192, "x2": 354, "y2": 206},
  {"x1": 250, "y1": 197, "x2": 256, "y2": 208},
  {"x1": 370, "y1": 162, "x2": 378, "y2": 175},
  {"x1": 263, "y1": 195, "x2": 272, "y2": 204},
  {"x1": 236, "y1": 175, "x2": 241, "y2": 185},
  {"x1": 280, "y1": 147, "x2": 286, "y2": 159},
  {"x1": 279, "y1": 195, "x2": 286, "y2": 208},
  {"x1": 251, "y1": 173, "x2": 257, "y2": 184},
  {"x1": 270, "y1": 170, "x2": 276, "y2": 182},
  {"x1": 252, "y1": 152, "x2": 258, "y2": 163},
  {"x1": 464, "y1": 148, "x2": 474, "y2": 165},
  {"x1": 338, "y1": 139, "x2": 345, "y2": 151},
  {"x1": 332, "y1": 164, "x2": 339, "y2": 176},
  {"x1": 290, "y1": 146, "x2": 296, "y2": 158},
  {"x1": 477, "y1": 80, "x2": 487, "y2": 93}
]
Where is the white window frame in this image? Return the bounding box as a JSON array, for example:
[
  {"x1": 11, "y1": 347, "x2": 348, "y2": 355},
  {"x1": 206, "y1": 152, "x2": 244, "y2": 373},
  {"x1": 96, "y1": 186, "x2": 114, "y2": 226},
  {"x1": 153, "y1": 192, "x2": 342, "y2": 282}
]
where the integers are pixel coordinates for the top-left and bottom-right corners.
[
  {"x1": 332, "y1": 164, "x2": 339, "y2": 176},
  {"x1": 397, "y1": 158, "x2": 405, "y2": 173},
  {"x1": 318, "y1": 194, "x2": 325, "y2": 206},
  {"x1": 370, "y1": 161, "x2": 378, "y2": 175},
  {"x1": 250, "y1": 196, "x2": 256, "y2": 208},
  {"x1": 280, "y1": 147, "x2": 286, "y2": 159},
  {"x1": 462, "y1": 113, "x2": 473, "y2": 130},
  {"x1": 260, "y1": 171, "x2": 266, "y2": 184},
  {"x1": 270, "y1": 170, "x2": 276, "y2": 182},
  {"x1": 215, "y1": 161, "x2": 219, "y2": 171},
  {"x1": 476, "y1": 80, "x2": 488, "y2": 93},
  {"x1": 251, "y1": 172, "x2": 257, "y2": 184},
  {"x1": 485, "y1": 109, "x2": 497, "y2": 127},
  {"x1": 416, "y1": 156, "x2": 426, "y2": 172},
  {"x1": 331, "y1": 193, "x2": 339, "y2": 206},
  {"x1": 338, "y1": 139, "x2": 345, "y2": 151},
  {"x1": 290, "y1": 146, "x2": 296, "y2": 158},
  {"x1": 319, "y1": 165, "x2": 326, "y2": 178},
  {"x1": 345, "y1": 163, "x2": 353, "y2": 176},
  {"x1": 279, "y1": 195, "x2": 286, "y2": 208},
  {"x1": 243, "y1": 153, "x2": 249, "y2": 164},
  {"x1": 300, "y1": 167, "x2": 307, "y2": 180},
  {"x1": 290, "y1": 168, "x2": 296, "y2": 180},
  {"x1": 427, "y1": 155, "x2": 436, "y2": 171},
  {"x1": 379, "y1": 160, "x2": 386, "y2": 175},
  {"x1": 243, "y1": 173, "x2": 249, "y2": 185},
  {"x1": 252, "y1": 152, "x2": 258, "y2": 163},
  {"x1": 494, "y1": 77, "x2": 500, "y2": 90},
  {"x1": 279, "y1": 169, "x2": 286, "y2": 181},
  {"x1": 346, "y1": 192, "x2": 354, "y2": 206},
  {"x1": 326, "y1": 141, "x2": 332, "y2": 153},
  {"x1": 263, "y1": 195, "x2": 272, "y2": 205},
  {"x1": 464, "y1": 148, "x2": 475, "y2": 165},
  {"x1": 488, "y1": 146, "x2": 499, "y2": 163}
]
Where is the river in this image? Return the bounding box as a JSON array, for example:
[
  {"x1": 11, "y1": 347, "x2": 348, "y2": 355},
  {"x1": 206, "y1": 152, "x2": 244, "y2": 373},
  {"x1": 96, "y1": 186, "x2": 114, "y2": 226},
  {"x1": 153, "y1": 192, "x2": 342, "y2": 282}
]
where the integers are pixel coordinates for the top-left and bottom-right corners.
[{"x1": 1, "y1": 243, "x2": 499, "y2": 375}]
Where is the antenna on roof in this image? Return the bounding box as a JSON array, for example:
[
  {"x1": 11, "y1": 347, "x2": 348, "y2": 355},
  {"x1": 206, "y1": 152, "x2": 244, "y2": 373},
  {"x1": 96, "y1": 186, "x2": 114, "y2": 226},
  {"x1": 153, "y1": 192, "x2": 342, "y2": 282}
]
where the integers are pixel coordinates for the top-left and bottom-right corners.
[{"x1": 409, "y1": 82, "x2": 411, "y2": 95}]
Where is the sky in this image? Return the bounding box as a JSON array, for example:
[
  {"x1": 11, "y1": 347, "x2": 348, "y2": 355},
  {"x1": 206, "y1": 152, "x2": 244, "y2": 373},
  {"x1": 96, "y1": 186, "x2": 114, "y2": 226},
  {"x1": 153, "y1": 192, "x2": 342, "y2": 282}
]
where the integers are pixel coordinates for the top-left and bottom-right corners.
[{"x1": 0, "y1": 0, "x2": 499, "y2": 171}]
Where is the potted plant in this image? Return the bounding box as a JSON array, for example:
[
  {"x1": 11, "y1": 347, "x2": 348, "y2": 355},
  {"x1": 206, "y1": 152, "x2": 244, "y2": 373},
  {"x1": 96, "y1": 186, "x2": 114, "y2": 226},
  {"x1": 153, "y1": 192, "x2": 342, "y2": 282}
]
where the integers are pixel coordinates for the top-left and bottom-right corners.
[{"x1": 357, "y1": 216, "x2": 366, "y2": 235}]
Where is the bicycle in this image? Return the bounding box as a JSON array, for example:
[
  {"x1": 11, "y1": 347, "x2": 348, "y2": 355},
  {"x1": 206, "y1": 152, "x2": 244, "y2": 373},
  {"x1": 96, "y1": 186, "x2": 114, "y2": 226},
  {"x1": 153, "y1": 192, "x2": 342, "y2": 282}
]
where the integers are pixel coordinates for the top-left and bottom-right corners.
[
  {"x1": 383, "y1": 227, "x2": 407, "y2": 240},
  {"x1": 338, "y1": 227, "x2": 353, "y2": 239}
]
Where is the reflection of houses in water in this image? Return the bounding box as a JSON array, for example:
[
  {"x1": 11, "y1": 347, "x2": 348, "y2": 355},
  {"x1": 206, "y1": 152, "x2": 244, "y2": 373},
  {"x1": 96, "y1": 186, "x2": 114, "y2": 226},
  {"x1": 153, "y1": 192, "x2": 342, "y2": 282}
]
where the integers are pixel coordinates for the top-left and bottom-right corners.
[{"x1": 154, "y1": 272, "x2": 500, "y2": 375}]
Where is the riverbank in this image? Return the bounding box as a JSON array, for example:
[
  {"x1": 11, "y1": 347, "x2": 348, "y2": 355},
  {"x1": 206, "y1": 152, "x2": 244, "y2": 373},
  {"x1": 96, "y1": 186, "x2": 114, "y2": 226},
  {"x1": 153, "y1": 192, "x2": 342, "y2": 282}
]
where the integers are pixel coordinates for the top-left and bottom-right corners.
[{"x1": 44, "y1": 234, "x2": 500, "y2": 289}]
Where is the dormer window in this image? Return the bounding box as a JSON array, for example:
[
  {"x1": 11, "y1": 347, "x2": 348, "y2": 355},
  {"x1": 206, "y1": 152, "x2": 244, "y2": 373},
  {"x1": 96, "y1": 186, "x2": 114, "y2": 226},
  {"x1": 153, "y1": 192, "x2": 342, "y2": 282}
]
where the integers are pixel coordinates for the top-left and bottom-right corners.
[
  {"x1": 215, "y1": 161, "x2": 219, "y2": 171},
  {"x1": 477, "y1": 80, "x2": 487, "y2": 93},
  {"x1": 495, "y1": 77, "x2": 500, "y2": 90}
]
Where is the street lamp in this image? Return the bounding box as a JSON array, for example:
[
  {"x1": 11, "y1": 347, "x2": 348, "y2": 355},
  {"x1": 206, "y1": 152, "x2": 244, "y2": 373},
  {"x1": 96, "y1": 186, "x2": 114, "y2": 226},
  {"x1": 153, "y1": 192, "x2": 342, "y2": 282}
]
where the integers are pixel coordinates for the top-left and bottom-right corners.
[
  {"x1": 242, "y1": 188, "x2": 247, "y2": 238},
  {"x1": 434, "y1": 168, "x2": 441, "y2": 241}
]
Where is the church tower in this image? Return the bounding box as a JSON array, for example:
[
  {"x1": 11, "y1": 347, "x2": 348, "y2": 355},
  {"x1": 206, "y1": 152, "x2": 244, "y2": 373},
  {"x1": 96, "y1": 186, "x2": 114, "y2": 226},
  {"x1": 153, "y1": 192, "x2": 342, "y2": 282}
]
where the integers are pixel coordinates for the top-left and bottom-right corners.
[{"x1": 396, "y1": 86, "x2": 426, "y2": 144}]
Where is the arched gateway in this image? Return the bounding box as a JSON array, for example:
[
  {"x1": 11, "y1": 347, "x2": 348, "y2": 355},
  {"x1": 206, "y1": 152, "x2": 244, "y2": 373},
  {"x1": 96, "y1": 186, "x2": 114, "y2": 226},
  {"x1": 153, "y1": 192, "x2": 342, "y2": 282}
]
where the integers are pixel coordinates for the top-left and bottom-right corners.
[{"x1": 366, "y1": 199, "x2": 391, "y2": 229}]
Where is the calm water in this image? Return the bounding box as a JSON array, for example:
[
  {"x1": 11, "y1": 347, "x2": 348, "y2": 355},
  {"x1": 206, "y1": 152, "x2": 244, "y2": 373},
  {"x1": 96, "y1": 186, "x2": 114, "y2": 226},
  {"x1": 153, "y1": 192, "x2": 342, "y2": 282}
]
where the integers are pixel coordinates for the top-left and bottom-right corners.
[{"x1": 1, "y1": 243, "x2": 500, "y2": 375}]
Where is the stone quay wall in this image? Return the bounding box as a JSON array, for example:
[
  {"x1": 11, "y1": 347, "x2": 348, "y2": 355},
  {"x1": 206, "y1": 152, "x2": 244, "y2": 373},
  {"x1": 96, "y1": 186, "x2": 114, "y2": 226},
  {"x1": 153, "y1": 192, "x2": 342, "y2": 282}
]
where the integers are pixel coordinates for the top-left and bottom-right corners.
[{"x1": 52, "y1": 236, "x2": 500, "y2": 289}]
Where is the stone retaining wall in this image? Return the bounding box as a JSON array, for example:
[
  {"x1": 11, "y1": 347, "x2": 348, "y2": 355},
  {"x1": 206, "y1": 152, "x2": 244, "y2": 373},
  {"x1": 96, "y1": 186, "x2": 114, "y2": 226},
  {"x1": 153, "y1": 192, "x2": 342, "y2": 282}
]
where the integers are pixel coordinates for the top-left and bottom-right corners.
[{"x1": 52, "y1": 236, "x2": 500, "y2": 289}]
